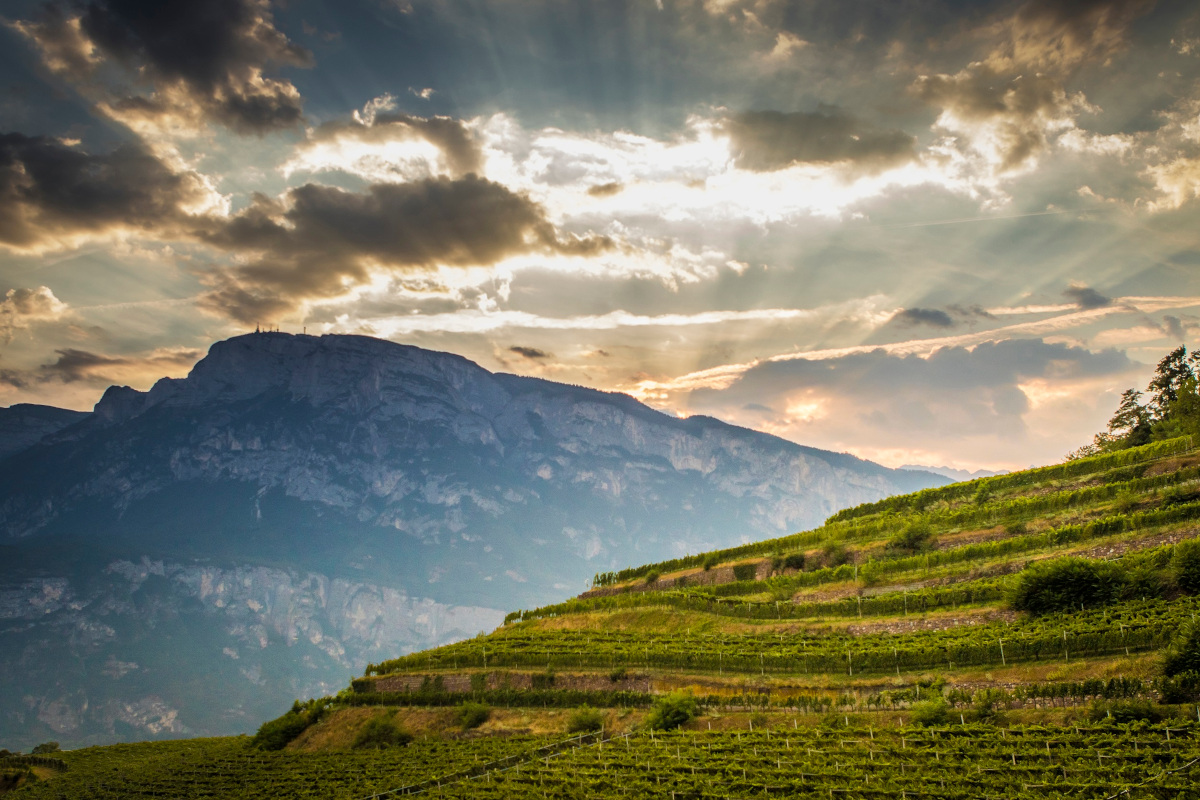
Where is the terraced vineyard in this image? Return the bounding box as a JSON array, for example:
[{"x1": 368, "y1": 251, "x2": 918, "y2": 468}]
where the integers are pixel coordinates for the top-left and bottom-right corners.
[{"x1": 8, "y1": 435, "x2": 1200, "y2": 798}]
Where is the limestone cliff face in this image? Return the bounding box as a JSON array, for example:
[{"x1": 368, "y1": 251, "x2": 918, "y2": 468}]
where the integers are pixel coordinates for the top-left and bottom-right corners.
[{"x1": 0, "y1": 332, "x2": 943, "y2": 748}]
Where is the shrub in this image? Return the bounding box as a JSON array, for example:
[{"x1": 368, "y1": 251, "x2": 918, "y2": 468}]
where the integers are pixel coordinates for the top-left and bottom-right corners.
[
  {"x1": 30, "y1": 742, "x2": 59, "y2": 755},
  {"x1": 566, "y1": 706, "x2": 605, "y2": 733},
  {"x1": 702, "y1": 555, "x2": 719, "y2": 571},
  {"x1": 822, "y1": 543, "x2": 851, "y2": 568},
  {"x1": 1089, "y1": 700, "x2": 1164, "y2": 723},
  {"x1": 644, "y1": 571, "x2": 660, "y2": 585},
  {"x1": 645, "y1": 692, "x2": 698, "y2": 731},
  {"x1": 781, "y1": 553, "x2": 805, "y2": 571},
  {"x1": 910, "y1": 699, "x2": 950, "y2": 727},
  {"x1": 1158, "y1": 671, "x2": 1200, "y2": 703},
  {"x1": 352, "y1": 717, "x2": 413, "y2": 749},
  {"x1": 971, "y1": 689, "x2": 1010, "y2": 723},
  {"x1": 732, "y1": 563, "x2": 757, "y2": 582},
  {"x1": 1162, "y1": 621, "x2": 1200, "y2": 677},
  {"x1": 749, "y1": 711, "x2": 768, "y2": 729},
  {"x1": 1173, "y1": 539, "x2": 1200, "y2": 594},
  {"x1": 458, "y1": 702, "x2": 491, "y2": 730},
  {"x1": 532, "y1": 670, "x2": 556, "y2": 689},
  {"x1": 608, "y1": 667, "x2": 628, "y2": 683},
  {"x1": 252, "y1": 700, "x2": 328, "y2": 750},
  {"x1": 1007, "y1": 557, "x2": 1127, "y2": 615},
  {"x1": 888, "y1": 522, "x2": 935, "y2": 554}
]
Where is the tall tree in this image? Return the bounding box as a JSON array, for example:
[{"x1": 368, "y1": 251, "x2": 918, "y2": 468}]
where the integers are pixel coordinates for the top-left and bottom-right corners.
[
  {"x1": 1147, "y1": 345, "x2": 1193, "y2": 419},
  {"x1": 1107, "y1": 388, "x2": 1151, "y2": 447}
]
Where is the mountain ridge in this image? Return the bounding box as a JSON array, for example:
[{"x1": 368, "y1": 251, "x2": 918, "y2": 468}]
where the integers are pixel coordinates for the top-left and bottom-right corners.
[{"x1": 0, "y1": 331, "x2": 945, "y2": 749}]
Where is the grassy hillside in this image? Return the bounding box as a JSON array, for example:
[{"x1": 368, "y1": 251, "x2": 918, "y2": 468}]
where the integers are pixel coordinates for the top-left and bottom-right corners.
[{"x1": 7, "y1": 436, "x2": 1200, "y2": 798}]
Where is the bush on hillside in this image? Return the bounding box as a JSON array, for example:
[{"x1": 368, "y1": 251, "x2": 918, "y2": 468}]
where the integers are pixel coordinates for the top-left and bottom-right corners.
[
  {"x1": 909, "y1": 699, "x2": 949, "y2": 727},
  {"x1": 1007, "y1": 558, "x2": 1127, "y2": 615},
  {"x1": 1173, "y1": 539, "x2": 1200, "y2": 594},
  {"x1": 702, "y1": 555, "x2": 719, "y2": 571},
  {"x1": 352, "y1": 717, "x2": 412, "y2": 749},
  {"x1": 887, "y1": 522, "x2": 935, "y2": 554},
  {"x1": 253, "y1": 699, "x2": 330, "y2": 750},
  {"x1": 732, "y1": 563, "x2": 757, "y2": 582},
  {"x1": 643, "y1": 571, "x2": 660, "y2": 585},
  {"x1": 1158, "y1": 671, "x2": 1200, "y2": 703},
  {"x1": 780, "y1": 553, "x2": 805, "y2": 571},
  {"x1": 822, "y1": 543, "x2": 851, "y2": 568},
  {"x1": 645, "y1": 692, "x2": 698, "y2": 731},
  {"x1": 30, "y1": 742, "x2": 59, "y2": 755},
  {"x1": 566, "y1": 706, "x2": 605, "y2": 733},
  {"x1": 1162, "y1": 622, "x2": 1200, "y2": 678},
  {"x1": 458, "y1": 702, "x2": 491, "y2": 730}
]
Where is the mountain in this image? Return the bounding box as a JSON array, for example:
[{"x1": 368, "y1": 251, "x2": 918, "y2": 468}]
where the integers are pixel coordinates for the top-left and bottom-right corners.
[
  {"x1": 899, "y1": 463, "x2": 1008, "y2": 482},
  {"x1": 0, "y1": 404, "x2": 88, "y2": 461},
  {"x1": 0, "y1": 332, "x2": 945, "y2": 750}
]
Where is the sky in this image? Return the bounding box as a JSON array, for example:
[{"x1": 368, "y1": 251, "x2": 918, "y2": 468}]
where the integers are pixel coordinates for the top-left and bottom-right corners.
[{"x1": 1, "y1": 0, "x2": 1199, "y2": 473}]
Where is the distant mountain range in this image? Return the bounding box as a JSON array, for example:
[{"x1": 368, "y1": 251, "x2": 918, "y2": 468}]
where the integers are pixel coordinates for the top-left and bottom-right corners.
[
  {"x1": 0, "y1": 332, "x2": 946, "y2": 749},
  {"x1": 900, "y1": 464, "x2": 1008, "y2": 482}
]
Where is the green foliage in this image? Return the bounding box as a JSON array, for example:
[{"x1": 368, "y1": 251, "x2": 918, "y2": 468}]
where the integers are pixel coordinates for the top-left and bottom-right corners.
[
  {"x1": 732, "y1": 563, "x2": 757, "y2": 582},
  {"x1": 608, "y1": 667, "x2": 627, "y2": 683},
  {"x1": 1007, "y1": 558, "x2": 1128, "y2": 615},
  {"x1": 531, "y1": 670, "x2": 556, "y2": 689},
  {"x1": 252, "y1": 711, "x2": 311, "y2": 751},
  {"x1": 458, "y1": 702, "x2": 491, "y2": 730},
  {"x1": 643, "y1": 571, "x2": 660, "y2": 585},
  {"x1": 1173, "y1": 539, "x2": 1200, "y2": 594},
  {"x1": 252, "y1": 699, "x2": 331, "y2": 751},
  {"x1": 887, "y1": 522, "x2": 934, "y2": 554},
  {"x1": 822, "y1": 543, "x2": 851, "y2": 568},
  {"x1": 1157, "y1": 671, "x2": 1200, "y2": 703},
  {"x1": 909, "y1": 699, "x2": 949, "y2": 727},
  {"x1": 1162, "y1": 621, "x2": 1200, "y2": 677},
  {"x1": 30, "y1": 742, "x2": 59, "y2": 755},
  {"x1": 645, "y1": 692, "x2": 699, "y2": 730},
  {"x1": 702, "y1": 555, "x2": 719, "y2": 571},
  {"x1": 351, "y1": 717, "x2": 412, "y2": 749},
  {"x1": 780, "y1": 553, "x2": 805, "y2": 571},
  {"x1": 566, "y1": 706, "x2": 605, "y2": 733},
  {"x1": 1088, "y1": 700, "x2": 1164, "y2": 723}
]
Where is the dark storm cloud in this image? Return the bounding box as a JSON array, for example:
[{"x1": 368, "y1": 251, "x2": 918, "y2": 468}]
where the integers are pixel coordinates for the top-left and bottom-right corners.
[
  {"x1": 198, "y1": 175, "x2": 613, "y2": 323},
  {"x1": 15, "y1": 0, "x2": 312, "y2": 134},
  {"x1": 37, "y1": 346, "x2": 201, "y2": 383},
  {"x1": 1063, "y1": 285, "x2": 1111, "y2": 310},
  {"x1": 724, "y1": 109, "x2": 915, "y2": 172},
  {"x1": 303, "y1": 111, "x2": 483, "y2": 176},
  {"x1": 892, "y1": 308, "x2": 955, "y2": 328},
  {"x1": 0, "y1": 133, "x2": 211, "y2": 250},
  {"x1": 509, "y1": 346, "x2": 551, "y2": 359}
]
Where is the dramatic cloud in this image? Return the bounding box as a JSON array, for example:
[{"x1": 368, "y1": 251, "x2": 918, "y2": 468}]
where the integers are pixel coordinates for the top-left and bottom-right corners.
[
  {"x1": 0, "y1": 286, "x2": 68, "y2": 342},
  {"x1": 285, "y1": 96, "x2": 483, "y2": 181},
  {"x1": 0, "y1": 346, "x2": 203, "y2": 388},
  {"x1": 198, "y1": 175, "x2": 612, "y2": 323},
  {"x1": 0, "y1": 134, "x2": 220, "y2": 252},
  {"x1": 987, "y1": 0, "x2": 1155, "y2": 73},
  {"x1": 914, "y1": 68, "x2": 1089, "y2": 174},
  {"x1": 892, "y1": 308, "x2": 955, "y2": 328},
  {"x1": 1063, "y1": 284, "x2": 1112, "y2": 310},
  {"x1": 687, "y1": 339, "x2": 1139, "y2": 470},
  {"x1": 723, "y1": 109, "x2": 915, "y2": 172},
  {"x1": 14, "y1": 0, "x2": 312, "y2": 134}
]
